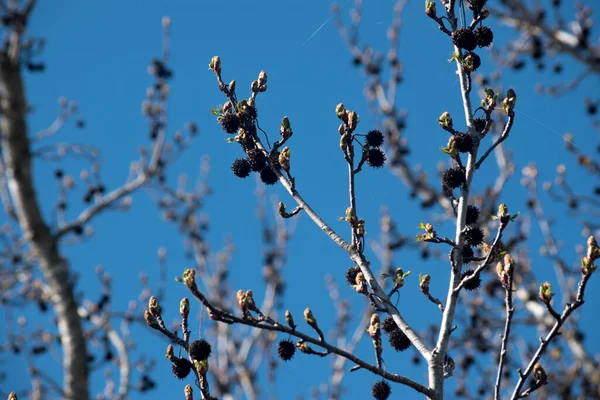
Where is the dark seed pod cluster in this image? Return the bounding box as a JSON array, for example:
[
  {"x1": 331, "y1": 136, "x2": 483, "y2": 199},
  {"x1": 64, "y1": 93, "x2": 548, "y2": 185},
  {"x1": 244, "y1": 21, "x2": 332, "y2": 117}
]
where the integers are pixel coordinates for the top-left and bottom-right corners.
[
  {"x1": 367, "y1": 148, "x2": 386, "y2": 168},
  {"x1": 454, "y1": 133, "x2": 473, "y2": 153},
  {"x1": 388, "y1": 329, "x2": 411, "y2": 352},
  {"x1": 372, "y1": 380, "x2": 392, "y2": 400},
  {"x1": 465, "y1": 205, "x2": 480, "y2": 225},
  {"x1": 277, "y1": 339, "x2": 296, "y2": 361},
  {"x1": 443, "y1": 167, "x2": 466, "y2": 189},
  {"x1": 189, "y1": 339, "x2": 212, "y2": 361},
  {"x1": 219, "y1": 113, "x2": 240, "y2": 134},
  {"x1": 461, "y1": 269, "x2": 482, "y2": 291},
  {"x1": 381, "y1": 316, "x2": 397, "y2": 334},
  {"x1": 232, "y1": 158, "x2": 251, "y2": 178},
  {"x1": 171, "y1": 358, "x2": 192, "y2": 380},
  {"x1": 269, "y1": 151, "x2": 282, "y2": 171},
  {"x1": 260, "y1": 167, "x2": 279, "y2": 185},
  {"x1": 246, "y1": 148, "x2": 268, "y2": 172},
  {"x1": 473, "y1": 118, "x2": 486, "y2": 133},
  {"x1": 462, "y1": 245, "x2": 474, "y2": 263},
  {"x1": 366, "y1": 129, "x2": 384, "y2": 148},
  {"x1": 474, "y1": 26, "x2": 494, "y2": 47},
  {"x1": 345, "y1": 266, "x2": 361, "y2": 286},
  {"x1": 464, "y1": 227, "x2": 484, "y2": 247},
  {"x1": 452, "y1": 28, "x2": 477, "y2": 51}
]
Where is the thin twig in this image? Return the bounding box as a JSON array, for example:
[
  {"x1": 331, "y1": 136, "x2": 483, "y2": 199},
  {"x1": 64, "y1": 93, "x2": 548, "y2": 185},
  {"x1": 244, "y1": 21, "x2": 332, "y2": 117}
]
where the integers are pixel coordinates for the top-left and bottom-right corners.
[
  {"x1": 509, "y1": 273, "x2": 592, "y2": 399},
  {"x1": 476, "y1": 110, "x2": 515, "y2": 169},
  {"x1": 494, "y1": 269, "x2": 514, "y2": 399}
]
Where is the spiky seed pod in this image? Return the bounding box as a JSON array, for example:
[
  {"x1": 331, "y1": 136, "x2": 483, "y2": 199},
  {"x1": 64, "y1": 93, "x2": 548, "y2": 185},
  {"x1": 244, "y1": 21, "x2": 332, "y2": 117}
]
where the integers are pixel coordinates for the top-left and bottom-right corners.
[
  {"x1": 388, "y1": 329, "x2": 411, "y2": 351},
  {"x1": 381, "y1": 316, "x2": 397, "y2": 334},
  {"x1": 475, "y1": 26, "x2": 494, "y2": 47},
  {"x1": 172, "y1": 358, "x2": 192, "y2": 379},
  {"x1": 218, "y1": 113, "x2": 240, "y2": 134},
  {"x1": 189, "y1": 339, "x2": 212, "y2": 361},
  {"x1": 260, "y1": 167, "x2": 279, "y2": 185},
  {"x1": 465, "y1": 205, "x2": 480, "y2": 225},
  {"x1": 462, "y1": 245, "x2": 474, "y2": 263},
  {"x1": 462, "y1": 52, "x2": 481, "y2": 72},
  {"x1": 269, "y1": 151, "x2": 282, "y2": 171},
  {"x1": 232, "y1": 158, "x2": 251, "y2": 178},
  {"x1": 345, "y1": 266, "x2": 361, "y2": 286},
  {"x1": 367, "y1": 148, "x2": 386, "y2": 168},
  {"x1": 372, "y1": 380, "x2": 392, "y2": 400},
  {"x1": 464, "y1": 227, "x2": 484, "y2": 247},
  {"x1": 473, "y1": 118, "x2": 486, "y2": 133},
  {"x1": 454, "y1": 133, "x2": 473, "y2": 153},
  {"x1": 452, "y1": 28, "x2": 477, "y2": 51},
  {"x1": 184, "y1": 385, "x2": 193, "y2": 400},
  {"x1": 246, "y1": 105, "x2": 258, "y2": 120},
  {"x1": 277, "y1": 339, "x2": 296, "y2": 361},
  {"x1": 442, "y1": 167, "x2": 466, "y2": 189},
  {"x1": 366, "y1": 130, "x2": 384, "y2": 147},
  {"x1": 461, "y1": 269, "x2": 482, "y2": 291},
  {"x1": 246, "y1": 149, "x2": 268, "y2": 172}
]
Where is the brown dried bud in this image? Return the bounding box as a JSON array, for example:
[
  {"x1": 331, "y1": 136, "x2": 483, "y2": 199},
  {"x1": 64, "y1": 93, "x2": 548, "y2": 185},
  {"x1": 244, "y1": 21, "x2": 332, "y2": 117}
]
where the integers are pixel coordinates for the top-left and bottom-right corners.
[
  {"x1": 587, "y1": 235, "x2": 600, "y2": 260},
  {"x1": 245, "y1": 290, "x2": 260, "y2": 313},
  {"x1": 503, "y1": 254, "x2": 514, "y2": 275},
  {"x1": 251, "y1": 80, "x2": 260, "y2": 93},
  {"x1": 533, "y1": 363, "x2": 547, "y2": 383},
  {"x1": 335, "y1": 103, "x2": 346, "y2": 120},
  {"x1": 228, "y1": 80, "x2": 236, "y2": 93},
  {"x1": 8, "y1": 393, "x2": 18, "y2": 400},
  {"x1": 367, "y1": 313, "x2": 380, "y2": 339},
  {"x1": 144, "y1": 310, "x2": 160, "y2": 330},
  {"x1": 285, "y1": 310, "x2": 296, "y2": 330},
  {"x1": 183, "y1": 269, "x2": 196, "y2": 289},
  {"x1": 304, "y1": 308, "x2": 317, "y2": 329},
  {"x1": 148, "y1": 296, "x2": 161, "y2": 318},
  {"x1": 184, "y1": 384, "x2": 193, "y2": 400},
  {"x1": 354, "y1": 272, "x2": 368, "y2": 294},
  {"x1": 209, "y1": 56, "x2": 221, "y2": 74},
  {"x1": 237, "y1": 290, "x2": 246, "y2": 312},
  {"x1": 496, "y1": 261, "x2": 508, "y2": 287},
  {"x1": 280, "y1": 116, "x2": 293, "y2": 140},
  {"x1": 419, "y1": 273, "x2": 431, "y2": 294},
  {"x1": 278, "y1": 202, "x2": 287, "y2": 218},
  {"x1": 438, "y1": 112, "x2": 453, "y2": 130},
  {"x1": 297, "y1": 341, "x2": 313, "y2": 354},
  {"x1": 425, "y1": 1, "x2": 437, "y2": 19},
  {"x1": 347, "y1": 111, "x2": 359, "y2": 133},
  {"x1": 180, "y1": 297, "x2": 190, "y2": 318},
  {"x1": 279, "y1": 147, "x2": 291, "y2": 172},
  {"x1": 166, "y1": 344, "x2": 175, "y2": 361},
  {"x1": 258, "y1": 70, "x2": 268, "y2": 85},
  {"x1": 538, "y1": 282, "x2": 553, "y2": 304},
  {"x1": 581, "y1": 256, "x2": 597, "y2": 276},
  {"x1": 501, "y1": 88, "x2": 517, "y2": 115}
]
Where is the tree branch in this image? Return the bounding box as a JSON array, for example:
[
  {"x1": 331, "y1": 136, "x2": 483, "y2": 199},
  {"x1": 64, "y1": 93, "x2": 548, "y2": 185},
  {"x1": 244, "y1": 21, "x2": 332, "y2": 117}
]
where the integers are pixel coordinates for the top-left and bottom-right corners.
[
  {"x1": 0, "y1": 17, "x2": 89, "y2": 400},
  {"x1": 510, "y1": 273, "x2": 593, "y2": 399},
  {"x1": 494, "y1": 269, "x2": 514, "y2": 399}
]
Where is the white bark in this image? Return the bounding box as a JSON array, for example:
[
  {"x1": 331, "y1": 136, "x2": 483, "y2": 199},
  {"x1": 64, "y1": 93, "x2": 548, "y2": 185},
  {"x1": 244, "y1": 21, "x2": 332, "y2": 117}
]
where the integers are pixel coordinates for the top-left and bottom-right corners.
[{"x1": 0, "y1": 28, "x2": 89, "y2": 400}]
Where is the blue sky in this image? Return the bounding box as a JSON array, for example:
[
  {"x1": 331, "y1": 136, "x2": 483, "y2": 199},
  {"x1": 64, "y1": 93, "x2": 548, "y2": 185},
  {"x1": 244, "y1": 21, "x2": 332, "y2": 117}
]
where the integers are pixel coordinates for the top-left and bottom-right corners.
[{"x1": 2, "y1": 0, "x2": 599, "y2": 399}]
